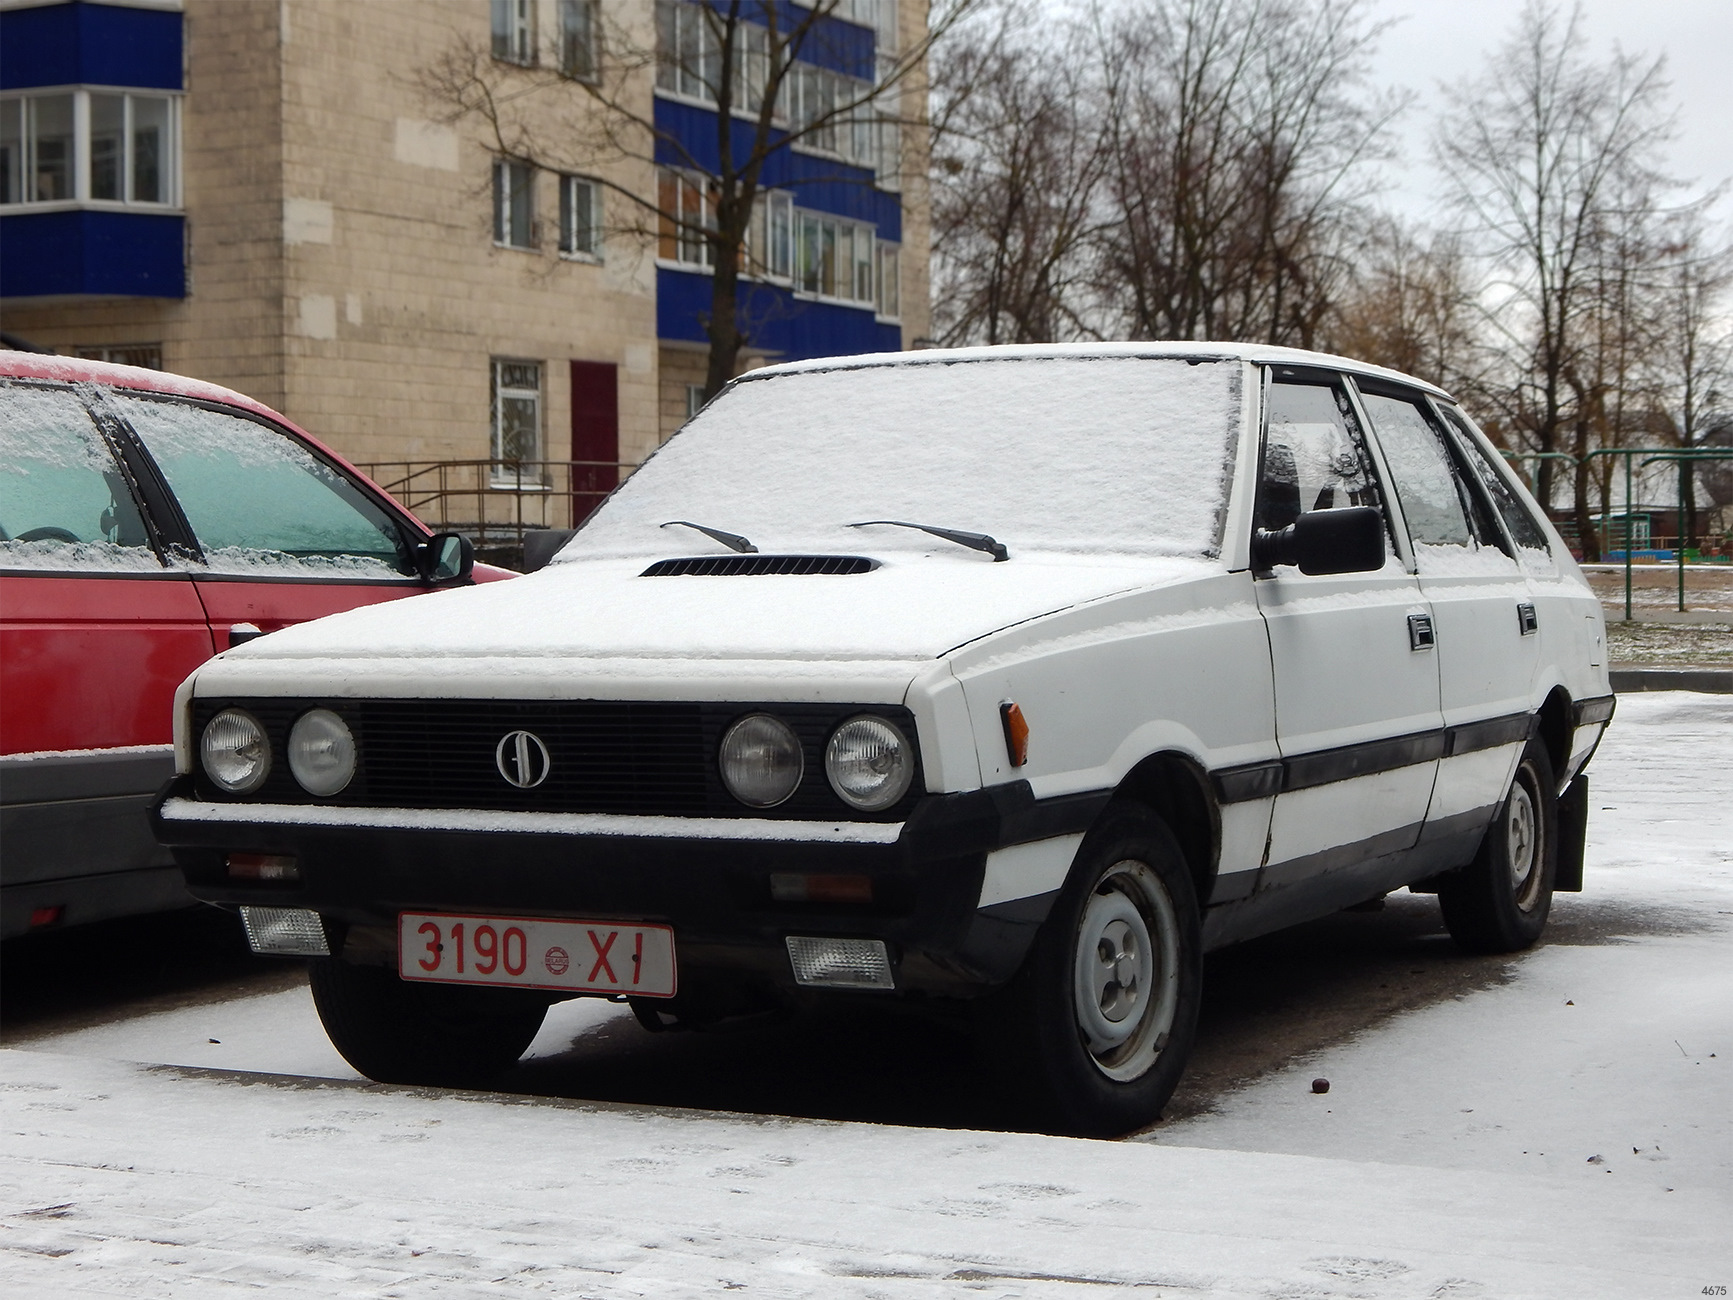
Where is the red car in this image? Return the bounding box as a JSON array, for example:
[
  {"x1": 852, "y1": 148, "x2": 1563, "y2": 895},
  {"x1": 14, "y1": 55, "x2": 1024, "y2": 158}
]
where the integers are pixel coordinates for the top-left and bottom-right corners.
[{"x1": 1, "y1": 352, "x2": 512, "y2": 938}]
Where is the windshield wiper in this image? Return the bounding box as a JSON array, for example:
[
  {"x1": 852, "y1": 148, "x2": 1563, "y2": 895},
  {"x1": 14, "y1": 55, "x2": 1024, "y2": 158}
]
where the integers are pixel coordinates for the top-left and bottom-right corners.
[
  {"x1": 660, "y1": 520, "x2": 758, "y2": 554},
  {"x1": 848, "y1": 520, "x2": 1009, "y2": 562}
]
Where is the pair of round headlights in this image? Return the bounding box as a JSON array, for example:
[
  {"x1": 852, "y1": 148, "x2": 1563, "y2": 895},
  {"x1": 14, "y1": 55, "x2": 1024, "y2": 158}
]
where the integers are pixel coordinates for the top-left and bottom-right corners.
[
  {"x1": 719, "y1": 713, "x2": 913, "y2": 812},
  {"x1": 201, "y1": 707, "x2": 355, "y2": 798}
]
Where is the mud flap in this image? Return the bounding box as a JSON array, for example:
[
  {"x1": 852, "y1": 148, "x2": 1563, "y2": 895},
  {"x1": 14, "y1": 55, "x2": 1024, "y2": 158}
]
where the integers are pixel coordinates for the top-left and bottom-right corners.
[{"x1": 1554, "y1": 775, "x2": 1588, "y2": 892}]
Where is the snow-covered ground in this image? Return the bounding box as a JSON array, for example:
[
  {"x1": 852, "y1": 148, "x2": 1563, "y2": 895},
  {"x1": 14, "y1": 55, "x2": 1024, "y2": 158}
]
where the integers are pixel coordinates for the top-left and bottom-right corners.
[{"x1": 4, "y1": 694, "x2": 1728, "y2": 1298}]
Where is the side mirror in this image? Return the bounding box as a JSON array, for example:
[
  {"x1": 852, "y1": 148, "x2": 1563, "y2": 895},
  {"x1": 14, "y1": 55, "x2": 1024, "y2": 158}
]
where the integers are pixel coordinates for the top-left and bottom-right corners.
[
  {"x1": 417, "y1": 532, "x2": 474, "y2": 584},
  {"x1": 1253, "y1": 506, "x2": 1386, "y2": 576}
]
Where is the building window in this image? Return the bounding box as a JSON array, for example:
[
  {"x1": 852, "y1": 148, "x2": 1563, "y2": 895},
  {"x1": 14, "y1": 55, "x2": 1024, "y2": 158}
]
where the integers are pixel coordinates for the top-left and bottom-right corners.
[
  {"x1": 0, "y1": 91, "x2": 180, "y2": 209},
  {"x1": 876, "y1": 242, "x2": 900, "y2": 319},
  {"x1": 657, "y1": 168, "x2": 714, "y2": 267},
  {"x1": 493, "y1": 158, "x2": 535, "y2": 248},
  {"x1": 491, "y1": 0, "x2": 536, "y2": 65},
  {"x1": 795, "y1": 209, "x2": 877, "y2": 305},
  {"x1": 76, "y1": 344, "x2": 163, "y2": 370},
  {"x1": 686, "y1": 384, "x2": 707, "y2": 419},
  {"x1": 751, "y1": 189, "x2": 793, "y2": 279},
  {"x1": 491, "y1": 359, "x2": 543, "y2": 479},
  {"x1": 559, "y1": 175, "x2": 601, "y2": 258},
  {"x1": 559, "y1": 0, "x2": 599, "y2": 81}
]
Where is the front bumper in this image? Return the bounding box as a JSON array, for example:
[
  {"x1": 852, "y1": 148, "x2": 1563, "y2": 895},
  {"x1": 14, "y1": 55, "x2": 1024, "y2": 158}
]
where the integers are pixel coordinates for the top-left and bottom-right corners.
[{"x1": 152, "y1": 777, "x2": 1106, "y2": 997}]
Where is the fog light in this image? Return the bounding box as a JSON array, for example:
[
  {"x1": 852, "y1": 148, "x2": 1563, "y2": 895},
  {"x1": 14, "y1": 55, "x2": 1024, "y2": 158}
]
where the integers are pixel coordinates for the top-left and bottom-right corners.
[
  {"x1": 239, "y1": 906, "x2": 329, "y2": 956},
  {"x1": 785, "y1": 936, "x2": 893, "y2": 989},
  {"x1": 227, "y1": 853, "x2": 300, "y2": 882}
]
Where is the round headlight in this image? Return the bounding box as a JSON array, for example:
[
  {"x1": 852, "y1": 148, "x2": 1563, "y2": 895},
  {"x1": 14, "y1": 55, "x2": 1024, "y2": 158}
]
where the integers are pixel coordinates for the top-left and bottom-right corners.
[
  {"x1": 719, "y1": 713, "x2": 804, "y2": 808},
  {"x1": 288, "y1": 708, "x2": 356, "y2": 797},
  {"x1": 201, "y1": 708, "x2": 271, "y2": 794},
  {"x1": 824, "y1": 715, "x2": 913, "y2": 811}
]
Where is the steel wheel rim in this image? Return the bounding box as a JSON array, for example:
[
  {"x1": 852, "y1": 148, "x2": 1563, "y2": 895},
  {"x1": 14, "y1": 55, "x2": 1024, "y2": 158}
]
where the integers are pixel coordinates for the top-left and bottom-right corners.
[
  {"x1": 1507, "y1": 763, "x2": 1544, "y2": 912},
  {"x1": 1072, "y1": 860, "x2": 1181, "y2": 1083}
]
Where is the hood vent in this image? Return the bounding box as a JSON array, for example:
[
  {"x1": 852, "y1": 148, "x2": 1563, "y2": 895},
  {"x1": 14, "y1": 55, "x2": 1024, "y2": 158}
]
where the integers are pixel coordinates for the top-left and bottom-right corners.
[{"x1": 641, "y1": 554, "x2": 880, "y2": 577}]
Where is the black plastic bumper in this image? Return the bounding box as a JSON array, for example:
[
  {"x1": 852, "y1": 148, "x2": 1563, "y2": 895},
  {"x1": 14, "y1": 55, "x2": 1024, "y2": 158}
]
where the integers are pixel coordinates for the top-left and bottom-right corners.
[{"x1": 152, "y1": 777, "x2": 1108, "y2": 996}]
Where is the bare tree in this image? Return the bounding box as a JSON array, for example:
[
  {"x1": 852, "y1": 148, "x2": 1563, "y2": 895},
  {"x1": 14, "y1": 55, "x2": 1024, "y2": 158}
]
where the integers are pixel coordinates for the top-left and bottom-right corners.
[
  {"x1": 928, "y1": 3, "x2": 1109, "y2": 344},
  {"x1": 1090, "y1": 0, "x2": 1400, "y2": 347},
  {"x1": 1320, "y1": 216, "x2": 1478, "y2": 389},
  {"x1": 1434, "y1": 0, "x2": 1673, "y2": 522},
  {"x1": 426, "y1": 1, "x2": 969, "y2": 399}
]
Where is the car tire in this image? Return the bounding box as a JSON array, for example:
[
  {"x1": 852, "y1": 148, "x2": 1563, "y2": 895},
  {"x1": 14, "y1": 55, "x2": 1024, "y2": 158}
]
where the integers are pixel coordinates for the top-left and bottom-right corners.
[
  {"x1": 308, "y1": 957, "x2": 549, "y2": 1088},
  {"x1": 1438, "y1": 737, "x2": 1558, "y2": 954},
  {"x1": 980, "y1": 807, "x2": 1202, "y2": 1137}
]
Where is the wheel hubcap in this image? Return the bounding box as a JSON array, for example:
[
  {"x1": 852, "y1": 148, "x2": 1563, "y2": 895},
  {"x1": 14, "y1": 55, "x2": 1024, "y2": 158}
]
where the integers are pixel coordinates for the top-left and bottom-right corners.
[
  {"x1": 1506, "y1": 764, "x2": 1545, "y2": 911},
  {"x1": 1072, "y1": 861, "x2": 1181, "y2": 1082}
]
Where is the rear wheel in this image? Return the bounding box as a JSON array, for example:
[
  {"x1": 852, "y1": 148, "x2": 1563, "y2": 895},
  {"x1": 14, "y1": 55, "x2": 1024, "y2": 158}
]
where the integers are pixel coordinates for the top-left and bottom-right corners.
[
  {"x1": 981, "y1": 808, "x2": 1202, "y2": 1136},
  {"x1": 308, "y1": 958, "x2": 548, "y2": 1088},
  {"x1": 1438, "y1": 738, "x2": 1558, "y2": 954}
]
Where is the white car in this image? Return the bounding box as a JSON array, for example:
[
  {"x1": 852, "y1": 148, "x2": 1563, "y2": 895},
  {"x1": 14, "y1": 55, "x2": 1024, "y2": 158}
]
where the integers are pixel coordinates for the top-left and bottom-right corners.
[{"x1": 154, "y1": 343, "x2": 1613, "y2": 1135}]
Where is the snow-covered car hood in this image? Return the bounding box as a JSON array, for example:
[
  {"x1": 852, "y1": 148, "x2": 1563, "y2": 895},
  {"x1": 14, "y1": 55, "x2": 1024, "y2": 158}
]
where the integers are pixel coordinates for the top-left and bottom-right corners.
[{"x1": 190, "y1": 551, "x2": 1220, "y2": 695}]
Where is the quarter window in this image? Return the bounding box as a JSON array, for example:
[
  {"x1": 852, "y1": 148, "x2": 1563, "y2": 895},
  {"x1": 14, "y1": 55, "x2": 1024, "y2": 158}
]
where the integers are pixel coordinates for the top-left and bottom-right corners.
[
  {"x1": 1257, "y1": 377, "x2": 1392, "y2": 559},
  {"x1": 112, "y1": 394, "x2": 412, "y2": 576},
  {"x1": 1439, "y1": 406, "x2": 1555, "y2": 568}
]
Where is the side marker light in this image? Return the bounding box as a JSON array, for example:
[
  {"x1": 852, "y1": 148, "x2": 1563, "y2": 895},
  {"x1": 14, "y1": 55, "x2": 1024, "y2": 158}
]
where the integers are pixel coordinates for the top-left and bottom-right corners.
[{"x1": 1000, "y1": 701, "x2": 1030, "y2": 768}]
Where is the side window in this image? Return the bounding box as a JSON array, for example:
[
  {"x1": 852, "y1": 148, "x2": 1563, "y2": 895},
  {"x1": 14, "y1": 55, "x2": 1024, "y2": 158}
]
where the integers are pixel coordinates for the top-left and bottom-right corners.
[
  {"x1": 1257, "y1": 377, "x2": 1393, "y2": 561},
  {"x1": 1437, "y1": 406, "x2": 1556, "y2": 572},
  {"x1": 0, "y1": 383, "x2": 157, "y2": 570},
  {"x1": 110, "y1": 393, "x2": 413, "y2": 578}
]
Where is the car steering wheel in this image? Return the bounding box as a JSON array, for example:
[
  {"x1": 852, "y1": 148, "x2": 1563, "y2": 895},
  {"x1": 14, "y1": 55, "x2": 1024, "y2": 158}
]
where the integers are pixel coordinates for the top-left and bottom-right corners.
[{"x1": 15, "y1": 526, "x2": 81, "y2": 543}]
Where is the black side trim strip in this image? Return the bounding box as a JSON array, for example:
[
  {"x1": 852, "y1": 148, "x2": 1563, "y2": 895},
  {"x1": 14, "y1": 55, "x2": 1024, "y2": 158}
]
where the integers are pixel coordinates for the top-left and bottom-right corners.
[
  {"x1": 1283, "y1": 729, "x2": 1447, "y2": 793},
  {"x1": 1445, "y1": 711, "x2": 1534, "y2": 757},
  {"x1": 1213, "y1": 711, "x2": 1539, "y2": 804},
  {"x1": 1572, "y1": 695, "x2": 1616, "y2": 728}
]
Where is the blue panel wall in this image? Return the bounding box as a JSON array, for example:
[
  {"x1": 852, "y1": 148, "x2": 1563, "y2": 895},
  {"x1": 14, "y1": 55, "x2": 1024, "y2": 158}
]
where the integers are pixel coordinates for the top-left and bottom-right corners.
[
  {"x1": 1, "y1": 209, "x2": 184, "y2": 297},
  {"x1": 658, "y1": 265, "x2": 899, "y2": 363},
  {"x1": 654, "y1": 97, "x2": 900, "y2": 238},
  {"x1": 0, "y1": 2, "x2": 182, "y2": 91}
]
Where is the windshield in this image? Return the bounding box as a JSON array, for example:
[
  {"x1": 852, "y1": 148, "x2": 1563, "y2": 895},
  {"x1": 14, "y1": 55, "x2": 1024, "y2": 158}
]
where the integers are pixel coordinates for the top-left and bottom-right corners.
[{"x1": 567, "y1": 357, "x2": 1241, "y2": 561}]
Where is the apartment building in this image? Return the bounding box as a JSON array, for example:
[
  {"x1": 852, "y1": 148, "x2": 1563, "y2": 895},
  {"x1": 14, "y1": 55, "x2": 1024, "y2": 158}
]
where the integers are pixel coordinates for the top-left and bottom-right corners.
[{"x1": 0, "y1": 0, "x2": 930, "y2": 529}]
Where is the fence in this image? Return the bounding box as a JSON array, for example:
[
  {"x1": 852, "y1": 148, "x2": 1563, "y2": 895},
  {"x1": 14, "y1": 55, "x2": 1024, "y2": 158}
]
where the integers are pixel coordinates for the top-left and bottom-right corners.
[{"x1": 355, "y1": 459, "x2": 635, "y2": 566}]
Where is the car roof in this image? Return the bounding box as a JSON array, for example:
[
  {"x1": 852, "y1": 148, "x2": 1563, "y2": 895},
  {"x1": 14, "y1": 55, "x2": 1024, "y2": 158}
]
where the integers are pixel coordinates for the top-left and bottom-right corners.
[
  {"x1": 744, "y1": 341, "x2": 1455, "y2": 401},
  {"x1": 0, "y1": 349, "x2": 429, "y2": 539}
]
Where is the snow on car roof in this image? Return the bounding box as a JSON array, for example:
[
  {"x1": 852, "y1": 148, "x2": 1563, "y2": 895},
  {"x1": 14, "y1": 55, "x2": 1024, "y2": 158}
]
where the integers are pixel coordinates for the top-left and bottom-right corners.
[
  {"x1": 745, "y1": 341, "x2": 1454, "y2": 401},
  {"x1": 0, "y1": 350, "x2": 284, "y2": 422}
]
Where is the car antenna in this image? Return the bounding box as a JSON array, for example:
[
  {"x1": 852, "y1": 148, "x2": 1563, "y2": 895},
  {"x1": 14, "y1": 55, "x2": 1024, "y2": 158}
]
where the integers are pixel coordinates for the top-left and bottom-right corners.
[
  {"x1": 660, "y1": 521, "x2": 758, "y2": 554},
  {"x1": 848, "y1": 520, "x2": 1009, "y2": 562}
]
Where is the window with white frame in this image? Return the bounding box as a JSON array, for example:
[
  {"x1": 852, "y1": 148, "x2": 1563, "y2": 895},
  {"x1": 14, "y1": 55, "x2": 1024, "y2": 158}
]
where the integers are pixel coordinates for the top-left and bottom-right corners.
[
  {"x1": 76, "y1": 343, "x2": 163, "y2": 369},
  {"x1": 493, "y1": 158, "x2": 535, "y2": 248},
  {"x1": 0, "y1": 90, "x2": 180, "y2": 208},
  {"x1": 491, "y1": 0, "x2": 535, "y2": 65},
  {"x1": 749, "y1": 188, "x2": 794, "y2": 279},
  {"x1": 560, "y1": 175, "x2": 601, "y2": 257},
  {"x1": 491, "y1": 359, "x2": 543, "y2": 477},
  {"x1": 657, "y1": 168, "x2": 714, "y2": 267},
  {"x1": 876, "y1": 241, "x2": 900, "y2": 319},
  {"x1": 686, "y1": 384, "x2": 707, "y2": 419},
  {"x1": 795, "y1": 209, "x2": 877, "y2": 305},
  {"x1": 559, "y1": 0, "x2": 599, "y2": 81}
]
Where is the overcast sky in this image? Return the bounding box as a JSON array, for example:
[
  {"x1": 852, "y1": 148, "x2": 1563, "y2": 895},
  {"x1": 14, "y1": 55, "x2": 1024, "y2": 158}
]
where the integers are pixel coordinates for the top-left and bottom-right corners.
[{"x1": 1363, "y1": 0, "x2": 1733, "y2": 227}]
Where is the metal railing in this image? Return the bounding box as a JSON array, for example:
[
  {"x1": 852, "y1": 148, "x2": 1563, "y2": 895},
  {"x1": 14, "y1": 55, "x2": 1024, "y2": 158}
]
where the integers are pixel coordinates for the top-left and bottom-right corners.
[{"x1": 355, "y1": 459, "x2": 635, "y2": 561}]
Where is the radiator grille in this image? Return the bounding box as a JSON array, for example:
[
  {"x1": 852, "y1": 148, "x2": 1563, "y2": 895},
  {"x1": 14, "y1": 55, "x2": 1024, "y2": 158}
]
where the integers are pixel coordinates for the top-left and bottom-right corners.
[{"x1": 190, "y1": 699, "x2": 918, "y2": 821}]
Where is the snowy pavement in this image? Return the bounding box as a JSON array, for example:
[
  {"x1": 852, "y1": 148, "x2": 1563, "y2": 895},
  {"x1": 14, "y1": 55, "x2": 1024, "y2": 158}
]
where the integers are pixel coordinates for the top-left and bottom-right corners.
[{"x1": 3, "y1": 694, "x2": 1729, "y2": 1297}]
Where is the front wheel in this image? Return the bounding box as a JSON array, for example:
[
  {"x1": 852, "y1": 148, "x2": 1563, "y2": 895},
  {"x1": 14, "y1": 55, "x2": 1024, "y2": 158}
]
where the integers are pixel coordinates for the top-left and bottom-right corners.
[
  {"x1": 1438, "y1": 738, "x2": 1558, "y2": 954},
  {"x1": 308, "y1": 958, "x2": 549, "y2": 1088},
  {"x1": 981, "y1": 808, "x2": 1202, "y2": 1136}
]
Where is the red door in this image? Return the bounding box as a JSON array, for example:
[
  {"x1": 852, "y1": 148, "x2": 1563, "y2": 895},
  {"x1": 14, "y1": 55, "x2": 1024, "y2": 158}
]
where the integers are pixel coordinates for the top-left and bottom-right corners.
[{"x1": 570, "y1": 360, "x2": 619, "y2": 524}]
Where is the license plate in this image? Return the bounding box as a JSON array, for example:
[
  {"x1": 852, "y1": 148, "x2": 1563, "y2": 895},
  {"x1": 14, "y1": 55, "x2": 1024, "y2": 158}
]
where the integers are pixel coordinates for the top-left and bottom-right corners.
[{"x1": 397, "y1": 912, "x2": 676, "y2": 997}]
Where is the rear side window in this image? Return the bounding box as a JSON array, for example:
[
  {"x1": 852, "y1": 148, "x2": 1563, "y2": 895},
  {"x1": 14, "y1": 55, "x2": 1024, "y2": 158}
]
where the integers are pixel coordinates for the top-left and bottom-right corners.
[
  {"x1": 0, "y1": 383, "x2": 159, "y2": 571},
  {"x1": 1359, "y1": 391, "x2": 1516, "y2": 576},
  {"x1": 1257, "y1": 377, "x2": 1395, "y2": 563},
  {"x1": 1437, "y1": 406, "x2": 1555, "y2": 573},
  {"x1": 112, "y1": 394, "x2": 413, "y2": 578}
]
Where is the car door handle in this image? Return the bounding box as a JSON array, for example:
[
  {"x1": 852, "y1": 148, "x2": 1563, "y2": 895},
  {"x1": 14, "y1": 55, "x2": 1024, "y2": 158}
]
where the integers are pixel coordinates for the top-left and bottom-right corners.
[
  {"x1": 1408, "y1": 613, "x2": 1435, "y2": 651},
  {"x1": 1517, "y1": 602, "x2": 1538, "y2": 635}
]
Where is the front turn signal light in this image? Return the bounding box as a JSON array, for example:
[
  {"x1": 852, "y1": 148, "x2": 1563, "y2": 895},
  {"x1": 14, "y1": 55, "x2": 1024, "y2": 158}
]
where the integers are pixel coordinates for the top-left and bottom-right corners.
[{"x1": 1000, "y1": 701, "x2": 1029, "y2": 768}]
